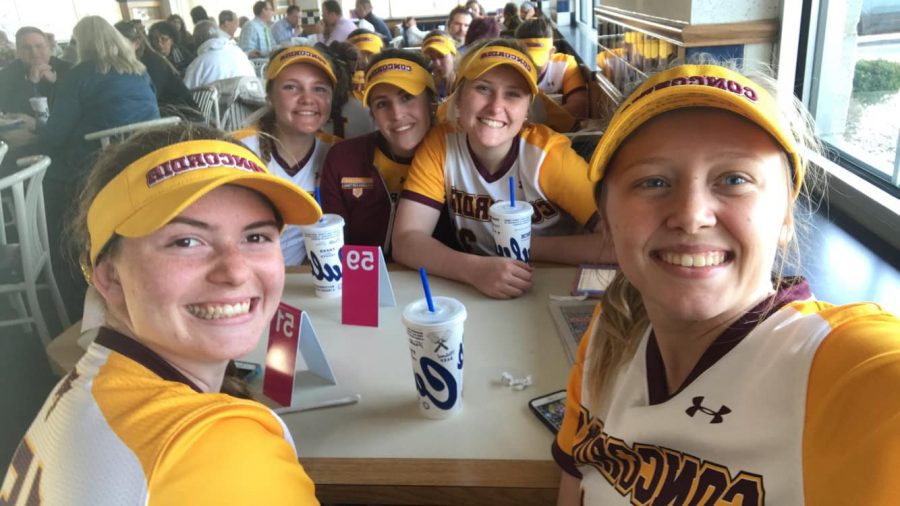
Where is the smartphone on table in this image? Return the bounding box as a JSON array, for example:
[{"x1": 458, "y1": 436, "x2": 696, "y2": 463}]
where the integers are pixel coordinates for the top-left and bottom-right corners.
[{"x1": 529, "y1": 390, "x2": 567, "y2": 434}]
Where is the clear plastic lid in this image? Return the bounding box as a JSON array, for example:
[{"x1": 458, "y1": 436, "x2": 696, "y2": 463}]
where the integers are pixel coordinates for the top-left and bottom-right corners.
[
  {"x1": 298, "y1": 213, "x2": 344, "y2": 231},
  {"x1": 401, "y1": 296, "x2": 467, "y2": 328},
  {"x1": 489, "y1": 200, "x2": 533, "y2": 216}
]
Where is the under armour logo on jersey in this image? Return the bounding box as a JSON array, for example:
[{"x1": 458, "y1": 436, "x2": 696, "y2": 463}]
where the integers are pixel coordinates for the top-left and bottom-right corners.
[{"x1": 685, "y1": 396, "x2": 731, "y2": 423}]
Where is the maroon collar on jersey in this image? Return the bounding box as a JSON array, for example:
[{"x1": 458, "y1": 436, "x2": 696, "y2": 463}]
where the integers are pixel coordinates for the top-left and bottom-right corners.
[
  {"x1": 95, "y1": 327, "x2": 204, "y2": 393},
  {"x1": 273, "y1": 138, "x2": 317, "y2": 178},
  {"x1": 467, "y1": 134, "x2": 521, "y2": 184},
  {"x1": 645, "y1": 277, "x2": 812, "y2": 405}
]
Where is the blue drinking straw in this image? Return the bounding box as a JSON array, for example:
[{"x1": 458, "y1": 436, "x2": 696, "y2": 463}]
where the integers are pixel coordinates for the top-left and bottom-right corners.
[
  {"x1": 419, "y1": 267, "x2": 435, "y2": 313},
  {"x1": 509, "y1": 176, "x2": 515, "y2": 208},
  {"x1": 314, "y1": 186, "x2": 323, "y2": 222}
]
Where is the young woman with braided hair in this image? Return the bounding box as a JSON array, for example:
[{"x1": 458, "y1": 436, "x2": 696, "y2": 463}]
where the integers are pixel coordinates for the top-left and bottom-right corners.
[{"x1": 234, "y1": 45, "x2": 342, "y2": 265}]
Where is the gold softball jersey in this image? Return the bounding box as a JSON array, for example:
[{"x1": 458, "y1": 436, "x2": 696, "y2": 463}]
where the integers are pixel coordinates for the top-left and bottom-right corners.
[
  {"x1": 401, "y1": 122, "x2": 598, "y2": 255},
  {"x1": 554, "y1": 281, "x2": 900, "y2": 504},
  {"x1": 538, "y1": 53, "x2": 586, "y2": 97},
  {"x1": 1, "y1": 328, "x2": 318, "y2": 505},
  {"x1": 234, "y1": 127, "x2": 340, "y2": 265}
]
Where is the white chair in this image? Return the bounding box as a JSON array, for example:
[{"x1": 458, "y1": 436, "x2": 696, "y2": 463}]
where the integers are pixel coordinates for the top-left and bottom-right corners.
[
  {"x1": 249, "y1": 58, "x2": 269, "y2": 79},
  {"x1": 0, "y1": 141, "x2": 7, "y2": 165},
  {"x1": 214, "y1": 76, "x2": 266, "y2": 131},
  {"x1": 190, "y1": 86, "x2": 221, "y2": 129},
  {"x1": 0, "y1": 156, "x2": 70, "y2": 346},
  {"x1": 84, "y1": 116, "x2": 182, "y2": 148}
]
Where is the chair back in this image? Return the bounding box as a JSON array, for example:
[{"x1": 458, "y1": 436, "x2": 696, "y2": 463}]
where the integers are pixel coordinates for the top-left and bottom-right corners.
[
  {"x1": 0, "y1": 141, "x2": 8, "y2": 166},
  {"x1": 1, "y1": 157, "x2": 51, "y2": 278},
  {"x1": 84, "y1": 117, "x2": 183, "y2": 148},
  {"x1": 191, "y1": 86, "x2": 221, "y2": 129},
  {"x1": 0, "y1": 156, "x2": 71, "y2": 344},
  {"x1": 214, "y1": 76, "x2": 266, "y2": 131},
  {"x1": 249, "y1": 58, "x2": 269, "y2": 79}
]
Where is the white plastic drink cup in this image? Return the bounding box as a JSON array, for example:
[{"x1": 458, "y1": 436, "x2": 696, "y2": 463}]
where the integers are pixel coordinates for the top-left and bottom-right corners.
[
  {"x1": 489, "y1": 200, "x2": 533, "y2": 263},
  {"x1": 298, "y1": 214, "x2": 344, "y2": 298},
  {"x1": 402, "y1": 297, "x2": 467, "y2": 419},
  {"x1": 29, "y1": 97, "x2": 49, "y2": 125}
]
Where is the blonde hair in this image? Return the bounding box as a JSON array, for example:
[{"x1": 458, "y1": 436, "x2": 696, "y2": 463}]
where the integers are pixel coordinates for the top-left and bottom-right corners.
[
  {"x1": 74, "y1": 15, "x2": 145, "y2": 75},
  {"x1": 583, "y1": 56, "x2": 824, "y2": 404}
]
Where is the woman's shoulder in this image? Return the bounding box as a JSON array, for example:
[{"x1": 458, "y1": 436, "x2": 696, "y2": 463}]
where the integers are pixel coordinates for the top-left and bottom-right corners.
[{"x1": 521, "y1": 122, "x2": 573, "y2": 151}]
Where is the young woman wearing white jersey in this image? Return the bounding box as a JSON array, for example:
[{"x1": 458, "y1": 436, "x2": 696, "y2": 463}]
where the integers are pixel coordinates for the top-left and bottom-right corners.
[
  {"x1": 234, "y1": 45, "x2": 342, "y2": 265},
  {"x1": 2, "y1": 124, "x2": 322, "y2": 504},
  {"x1": 554, "y1": 61, "x2": 900, "y2": 505},
  {"x1": 393, "y1": 39, "x2": 614, "y2": 299}
]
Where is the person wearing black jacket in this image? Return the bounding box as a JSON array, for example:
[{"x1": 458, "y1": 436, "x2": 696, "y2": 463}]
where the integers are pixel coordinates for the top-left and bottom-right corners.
[
  {"x1": 0, "y1": 27, "x2": 70, "y2": 115},
  {"x1": 115, "y1": 21, "x2": 199, "y2": 118}
]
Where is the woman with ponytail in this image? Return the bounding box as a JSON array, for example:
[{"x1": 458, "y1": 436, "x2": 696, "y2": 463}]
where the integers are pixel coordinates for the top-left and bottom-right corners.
[
  {"x1": 554, "y1": 60, "x2": 900, "y2": 505},
  {"x1": 234, "y1": 46, "x2": 342, "y2": 265}
]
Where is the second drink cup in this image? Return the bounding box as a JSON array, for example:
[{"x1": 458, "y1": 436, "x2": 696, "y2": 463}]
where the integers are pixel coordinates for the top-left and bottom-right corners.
[
  {"x1": 402, "y1": 296, "x2": 467, "y2": 419},
  {"x1": 489, "y1": 200, "x2": 533, "y2": 263},
  {"x1": 299, "y1": 213, "x2": 344, "y2": 298}
]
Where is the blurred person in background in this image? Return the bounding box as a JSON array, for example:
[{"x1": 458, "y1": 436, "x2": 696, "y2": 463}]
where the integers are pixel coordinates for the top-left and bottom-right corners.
[
  {"x1": 520, "y1": 1, "x2": 536, "y2": 20},
  {"x1": 168, "y1": 13, "x2": 195, "y2": 50},
  {"x1": 272, "y1": 5, "x2": 304, "y2": 44},
  {"x1": 115, "y1": 21, "x2": 198, "y2": 116},
  {"x1": 347, "y1": 28, "x2": 383, "y2": 100},
  {"x1": 25, "y1": 15, "x2": 159, "y2": 319},
  {"x1": 184, "y1": 20, "x2": 257, "y2": 89},
  {"x1": 516, "y1": 17, "x2": 588, "y2": 118},
  {"x1": 240, "y1": 0, "x2": 275, "y2": 57},
  {"x1": 0, "y1": 27, "x2": 71, "y2": 115},
  {"x1": 219, "y1": 10, "x2": 240, "y2": 39},
  {"x1": 319, "y1": 0, "x2": 356, "y2": 44},
  {"x1": 464, "y1": 16, "x2": 500, "y2": 46},
  {"x1": 355, "y1": 0, "x2": 391, "y2": 40},
  {"x1": 149, "y1": 21, "x2": 195, "y2": 75},
  {"x1": 466, "y1": 0, "x2": 485, "y2": 18},
  {"x1": 401, "y1": 17, "x2": 427, "y2": 47},
  {"x1": 446, "y1": 6, "x2": 472, "y2": 47},
  {"x1": 190, "y1": 5, "x2": 211, "y2": 25},
  {"x1": 0, "y1": 30, "x2": 15, "y2": 67},
  {"x1": 500, "y1": 2, "x2": 523, "y2": 36},
  {"x1": 422, "y1": 31, "x2": 457, "y2": 101}
]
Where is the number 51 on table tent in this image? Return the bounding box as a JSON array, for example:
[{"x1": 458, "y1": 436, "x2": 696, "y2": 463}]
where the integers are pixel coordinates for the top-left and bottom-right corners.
[{"x1": 341, "y1": 245, "x2": 395, "y2": 327}]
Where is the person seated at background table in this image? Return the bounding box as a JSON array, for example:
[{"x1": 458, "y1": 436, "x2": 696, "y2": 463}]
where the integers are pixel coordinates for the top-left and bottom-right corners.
[
  {"x1": 392, "y1": 39, "x2": 613, "y2": 299},
  {"x1": 422, "y1": 31, "x2": 457, "y2": 102},
  {"x1": 191, "y1": 5, "x2": 211, "y2": 24},
  {"x1": 519, "y1": 1, "x2": 536, "y2": 20},
  {"x1": 27, "y1": 15, "x2": 159, "y2": 320},
  {"x1": 347, "y1": 28, "x2": 384, "y2": 101},
  {"x1": 0, "y1": 30, "x2": 15, "y2": 67},
  {"x1": 234, "y1": 46, "x2": 342, "y2": 265},
  {"x1": 219, "y1": 9, "x2": 240, "y2": 40},
  {"x1": 318, "y1": 0, "x2": 356, "y2": 45},
  {"x1": 553, "y1": 60, "x2": 900, "y2": 505},
  {"x1": 1, "y1": 123, "x2": 322, "y2": 505},
  {"x1": 183, "y1": 20, "x2": 257, "y2": 90},
  {"x1": 320, "y1": 49, "x2": 456, "y2": 255},
  {"x1": 167, "y1": 13, "x2": 196, "y2": 51},
  {"x1": 149, "y1": 21, "x2": 195, "y2": 76},
  {"x1": 516, "y1": 17, "x2": 588, "y2": 118},
  {"x1": 0, "y1": 27, "x2": 71, "y2": 116},
  {"x1": 355, "y1": 0, "x2": 392, "y2": 41},
  {"x1": 114, "y1": 21, "x2": 199, "y2": 118},
  {"x1": 272, "y1": 5, "x2": 304, "y2": 45},
  {"x1": 466, "y1": 0, "x2": 485, "y2": 18},
  {"x1": 240, "y1": 1, "x2": 275, "y2": 58},
  {"x1": 446, "y1": 5, "x2": 472, "y2": 48},
  {"x1": 464, "y1": 16, "x2": 501, "y2": 47},
  {"x1": 400, "y1": 17, "x2": 427, "y2": 47},
  {"x1": 499, "y1": 2, "x2": 523, "y2": 36}
]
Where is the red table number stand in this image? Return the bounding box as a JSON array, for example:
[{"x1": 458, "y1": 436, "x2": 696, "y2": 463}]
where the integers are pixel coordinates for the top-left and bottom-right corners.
[
  {"x1": 341, "y1": 245, "x2": 396, "y2": 327},
  {"x1": 263, "y1": 302, "x2": 336, "y2": 407}
]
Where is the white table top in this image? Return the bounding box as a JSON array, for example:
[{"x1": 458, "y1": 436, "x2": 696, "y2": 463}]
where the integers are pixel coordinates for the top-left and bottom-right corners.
[{"x1": 242, "y1": 266, "x2": 579, "y2": 461}]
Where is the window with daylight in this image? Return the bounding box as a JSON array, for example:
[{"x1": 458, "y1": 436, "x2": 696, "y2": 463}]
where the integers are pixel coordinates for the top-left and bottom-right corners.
[{"x1": 804, "y1": 0, "x2": 900, "y2": 194}]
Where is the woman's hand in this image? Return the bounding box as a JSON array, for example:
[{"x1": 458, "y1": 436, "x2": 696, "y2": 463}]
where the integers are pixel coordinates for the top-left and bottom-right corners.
[{"x1": 465, "y1": 256, "x2": 533, "y2": 299}]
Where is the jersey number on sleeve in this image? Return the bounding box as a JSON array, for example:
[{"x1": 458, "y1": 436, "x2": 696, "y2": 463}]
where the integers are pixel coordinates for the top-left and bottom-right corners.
[{"x1": 1, "y1": 438, "x2": 43, "y2": 506}]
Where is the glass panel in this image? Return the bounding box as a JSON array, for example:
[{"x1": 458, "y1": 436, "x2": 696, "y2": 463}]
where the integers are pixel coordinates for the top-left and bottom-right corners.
[{"x1": 809, "y1": 0, "x2": 900, "y2": 188}]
